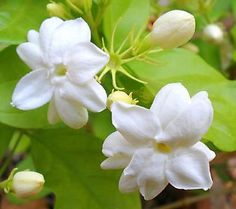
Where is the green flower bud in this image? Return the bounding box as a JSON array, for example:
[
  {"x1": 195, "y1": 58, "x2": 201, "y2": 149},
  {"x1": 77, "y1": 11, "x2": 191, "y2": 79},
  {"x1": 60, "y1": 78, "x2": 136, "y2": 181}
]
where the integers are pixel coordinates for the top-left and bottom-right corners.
[
  {"x1": 47, "y1": 2, "x2": 69, "y2": 19},
  {"x1": 107, "y1": 91, "x2": 138, "y2": 109}
]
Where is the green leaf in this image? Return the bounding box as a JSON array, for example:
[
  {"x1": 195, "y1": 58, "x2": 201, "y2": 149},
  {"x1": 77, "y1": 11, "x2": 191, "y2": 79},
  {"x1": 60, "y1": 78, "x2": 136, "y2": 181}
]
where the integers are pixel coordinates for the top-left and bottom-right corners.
[
  {"x1": 0, "y1": 46, "x2": 48, "y2": 128},
  {"x1": 31, "y1": 128, "x2": 141, "y2": 209},
  {"x1": 90, "y1": 110, "x2": 115, "y2": 140},
  {"x1": 128, "y1": 49, "x2": 236, "y2": 151},
  {"x1": 103, "y1": 0, "x2": 149, "y2": 49},
  {"x1": 0, "y1": 0, "x2": 48, "y2": 44}
]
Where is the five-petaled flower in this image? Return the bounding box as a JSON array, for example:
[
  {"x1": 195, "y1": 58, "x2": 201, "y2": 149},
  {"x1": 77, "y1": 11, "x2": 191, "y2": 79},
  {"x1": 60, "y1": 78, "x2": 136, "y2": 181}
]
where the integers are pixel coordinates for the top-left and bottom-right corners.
[
  {"x1": 11, "y1": 17, "x2": 109, "y2": 129},
  {"x1": 101, "y1": 83, "x2": 215, "y2": 200}
]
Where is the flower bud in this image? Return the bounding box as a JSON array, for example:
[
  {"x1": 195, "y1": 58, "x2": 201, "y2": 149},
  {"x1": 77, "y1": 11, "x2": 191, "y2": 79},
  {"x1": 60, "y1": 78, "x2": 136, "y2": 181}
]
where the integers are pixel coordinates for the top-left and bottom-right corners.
[
  {"x1": 150, "y1": 10, "x2": 195, "y2": 49},
  {"x1": 107, "y1": 91, "x2": 137, "y2": 109},
  {"x1": 12, "y1": 171, "x2": 45, "y2": 198},
  {"x1": 203, "y1": 24, "x2": 224, "y2": 44},
  {"x1": 47, "y1": 2, "x2": 68, "y2": 19}
]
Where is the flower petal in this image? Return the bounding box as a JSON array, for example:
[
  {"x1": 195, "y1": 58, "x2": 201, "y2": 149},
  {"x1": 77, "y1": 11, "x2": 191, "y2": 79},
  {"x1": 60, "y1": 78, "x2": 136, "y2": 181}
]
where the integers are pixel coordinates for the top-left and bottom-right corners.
[
  {"x1": 65, "y1": 42, "x2": 109, "y2": 84},
  {"x1": 191, "y1": 142, "x2": 216, "y2": 161},
  {"x1": 158, "y1": 91, "x2": 213, "y2": 147},
  {"x1": 166, "y1": 148, "x2": 213, "y2": 190},
  {"x1": 49, "y1": 18, "x2": 91, "y2": 62},
  {"x1": 124, "y1": 148, "x2": 168, "y2": 200},
  {"x1": 150, "y1": 83, "x2": 190, "y2": 129},
  {"x1": 47, "y1": 96, "x2": 60, "y2": 125},
  {"x1": 17, "y1": 43, "x2": 44, "y2": 70},
  {"x1": 102, "y1": 131, "x2": 136, "y2": 157},
  {"x1": 119, "y1": 173, "x2": 138, "y2": 193},
  {"x1": 39, "y1": 17, "x2": 63, "y2": 54},
  {"x1": 111, "y1": 102, "x2": 160, "y2": 144},
  {"x1": 27, "y1": 30, "x2": 40, "y2": 45},
  {"x1": 12, "y1": 69, "x2": 53, "y2": 110},
  {"x1": 59, "y1": 79, "x2": 107, "y2": 112},
  {"x1": 101, "y1": 131, "x2": 136, "y2": 169},
  {"x1": 54, "y1": 92, "x2": 88, "y2": 129},
  {"x1": 101, "y1": 155, "x2": 131, "y2": 169}
]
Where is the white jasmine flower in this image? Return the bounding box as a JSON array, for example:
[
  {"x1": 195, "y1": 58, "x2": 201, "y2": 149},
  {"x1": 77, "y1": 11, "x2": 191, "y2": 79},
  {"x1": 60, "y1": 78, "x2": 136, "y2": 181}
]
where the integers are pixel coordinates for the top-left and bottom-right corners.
[
  {"x1": 11, "y1": 17, "x2": 109, "y2": 129},
  {"x1": 101, "y1": 83, "x2": 215, "y2": 200},
  {"x1": 12, "y1": 171, "x2": 45, "y2": 198},
  {"x1": 151, "y1": 10, "x2": 195, "y2": 49}
]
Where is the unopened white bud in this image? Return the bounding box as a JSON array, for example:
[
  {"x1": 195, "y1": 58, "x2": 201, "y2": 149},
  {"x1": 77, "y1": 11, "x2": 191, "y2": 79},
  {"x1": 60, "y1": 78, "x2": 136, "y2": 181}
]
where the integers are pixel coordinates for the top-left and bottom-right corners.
[
  {"x1": 151, "y1": 10, "x2": 195, "y2": 49},
  {"x1": 107, "y1": 91, "x2": 137, "y2": 109},
  {"x1": 12, "y1": 171, "x2": 45, "y2": 198},
  {"x1": 203, "y1": 24, "x2": 224, "y2": 44}
]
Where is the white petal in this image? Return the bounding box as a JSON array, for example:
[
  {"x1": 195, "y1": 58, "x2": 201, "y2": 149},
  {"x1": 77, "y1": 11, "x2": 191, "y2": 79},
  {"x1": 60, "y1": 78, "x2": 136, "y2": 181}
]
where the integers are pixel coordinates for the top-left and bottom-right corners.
[
  {"x1": 27, "y1": 30, "x2": 40, "y2": 45},
  {"x1": 191, "y1": 142, "x2": 216, "y2": 161},
  {"x1": 158, "y1": 91, "x2": 213, "y2": 147},
  {"x1": 47, "y1": 95, "x2": 60, "y2": 124},
  {"x1": 54, "y1": 92, "x2": 88, "y2": 129},
  {"x1": 17, "y1": 43, "x2": 44, "y2": 70},
  {"x1": 12, "y1": 69, "x2": 53, "y2": 110},
  {"x1": 60, "y1": 79, "x2": 107, "y2": 112},
  {"x1": 166, "y1": 148, "x2": 213, "y2": 190},
  {"x1": 49, "y1": 18, "x2": 91, "y2": 62},
  {"x1": 101, "y1": 131, "x2": 136, "y2": 169},
  {"x1": 124, "y1": 148, "x2": 168, "y2": 200},
  {"x1": 65, "y1": 42, "x2": 109, "y2": 84},
  {"x1": 101, "y1": 155, "x2": 131, "y2": 169},
  {"x1": 119, "y1": 173, "x2": 138, "y2": 193},
  {"x1": 111, "y1": 102, "x2": 160, "y2": 144},
  {"x1": 39, "y1": 17, "x2": 64, "y2": 54},
  {"x1": 102, "y1": 131, "x2": 136, "y2": 157},
  {"x1": 151, "y1": 83, "x2": 190, "y2": 129}
]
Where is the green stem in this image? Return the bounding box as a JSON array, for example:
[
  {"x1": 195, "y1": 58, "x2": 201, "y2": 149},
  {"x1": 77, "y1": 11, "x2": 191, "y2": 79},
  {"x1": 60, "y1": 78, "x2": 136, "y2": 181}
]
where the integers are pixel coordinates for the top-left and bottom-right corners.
[
  {"x1": 0, "y1": 132, "x2": 22, "y2": 178},
  {"x1": 85, "y1": 11, "x2": 102, "y2": 46},
  {"x1": 0, "y1": 180, "x2": 8, "y2": 189}
]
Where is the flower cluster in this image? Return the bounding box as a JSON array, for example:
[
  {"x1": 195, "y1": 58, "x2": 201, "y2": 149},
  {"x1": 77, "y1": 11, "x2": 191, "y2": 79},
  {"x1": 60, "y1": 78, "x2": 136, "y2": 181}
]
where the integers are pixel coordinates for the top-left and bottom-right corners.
[
  {"x1": 10, "y1": 9, "x2": 215, "y2": 200},
  {"x1": 12, "y1": 17, "x2": 109, "y2": 129}
]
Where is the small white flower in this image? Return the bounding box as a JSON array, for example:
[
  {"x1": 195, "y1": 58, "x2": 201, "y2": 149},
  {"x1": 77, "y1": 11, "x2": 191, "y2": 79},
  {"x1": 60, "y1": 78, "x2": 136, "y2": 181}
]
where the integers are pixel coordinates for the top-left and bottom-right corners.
[
  {"x1": 151, "y1": 10, "x2": 195, "y2": 49},
  {"x1": 101, "y1": 83, "x2": 215, "y2": 200},
  {"x1": 12, "y1": 171, "x2": 45, "y2": 198},
  {"x1": 12, "y1": 17, "x2": 109, "y2": 129}
]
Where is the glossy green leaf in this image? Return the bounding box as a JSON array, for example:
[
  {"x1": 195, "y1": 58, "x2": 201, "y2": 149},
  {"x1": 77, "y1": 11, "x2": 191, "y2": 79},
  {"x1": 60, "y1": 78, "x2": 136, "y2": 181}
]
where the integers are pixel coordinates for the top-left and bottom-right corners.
[
  {"x1": 103, "y1": 0, "x2": 149, "y2": 49},
  {"x1": 0, "y1": 0, "x2": 48, "y2": 44},
  {"x1": 128, "y1": 49, "x2": 236, "y2": 151},
  {"x1": 31, "y1": 128, "x2": 141, "y2": 209}
]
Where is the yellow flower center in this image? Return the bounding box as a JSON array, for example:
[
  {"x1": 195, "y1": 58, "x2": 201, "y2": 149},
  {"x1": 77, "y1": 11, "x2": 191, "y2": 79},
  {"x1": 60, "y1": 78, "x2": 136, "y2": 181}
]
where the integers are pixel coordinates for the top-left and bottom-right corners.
[
  {"x1": 155, "y1": 143, "x2": 172, "y2": 153},
  {"x1": 55, "y1": 65, "x2": 67, "y2": 76}
]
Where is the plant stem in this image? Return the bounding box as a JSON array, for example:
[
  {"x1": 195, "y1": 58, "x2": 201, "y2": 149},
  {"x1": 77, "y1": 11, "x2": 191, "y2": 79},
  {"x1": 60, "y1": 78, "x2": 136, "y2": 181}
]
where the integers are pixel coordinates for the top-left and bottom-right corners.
[
  {"x1": 85, "y1": 11, "x2": 102, "y2": 46},
  {"x1": 0, "y1": 132, "x2": 22, "y2": 178}
]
